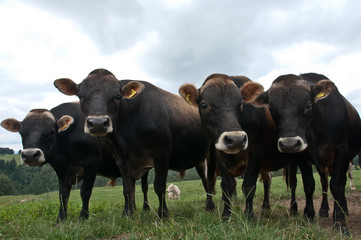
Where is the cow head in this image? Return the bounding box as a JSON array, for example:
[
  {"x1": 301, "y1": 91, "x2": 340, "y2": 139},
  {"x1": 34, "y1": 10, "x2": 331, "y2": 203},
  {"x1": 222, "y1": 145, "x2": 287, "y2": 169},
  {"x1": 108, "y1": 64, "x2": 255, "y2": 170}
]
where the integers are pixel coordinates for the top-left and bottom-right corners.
[
  {"x1": 179, "y1": 73, "x2": 263, "y2": 154},
  {"x1": 243, "y1": 74, "x2": 334, "y2": 153},
  {"x1": 1, "y1": 110, "x2": 73, "y2": 166},
  {"x1": 54, "y1": 68, "x2": 145, "y2": 137}
]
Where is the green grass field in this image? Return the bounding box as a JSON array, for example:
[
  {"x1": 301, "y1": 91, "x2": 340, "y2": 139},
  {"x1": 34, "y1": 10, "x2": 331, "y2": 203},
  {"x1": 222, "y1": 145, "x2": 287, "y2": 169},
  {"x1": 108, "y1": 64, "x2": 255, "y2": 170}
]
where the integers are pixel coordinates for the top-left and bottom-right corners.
[
  {"x1": 0, "y1": 154, "x2": 21, "y2": 165},
  {"x1": 0, "y1": 171, "x2": 360, "y2": 239}
]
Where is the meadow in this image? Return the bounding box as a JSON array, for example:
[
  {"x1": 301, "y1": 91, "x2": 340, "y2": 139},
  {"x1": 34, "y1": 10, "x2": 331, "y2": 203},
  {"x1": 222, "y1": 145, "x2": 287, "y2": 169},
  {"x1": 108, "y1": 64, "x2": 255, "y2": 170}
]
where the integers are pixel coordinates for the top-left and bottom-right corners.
[{"x1": 0, "y1": 170, "x2": 360, "y2": 239}]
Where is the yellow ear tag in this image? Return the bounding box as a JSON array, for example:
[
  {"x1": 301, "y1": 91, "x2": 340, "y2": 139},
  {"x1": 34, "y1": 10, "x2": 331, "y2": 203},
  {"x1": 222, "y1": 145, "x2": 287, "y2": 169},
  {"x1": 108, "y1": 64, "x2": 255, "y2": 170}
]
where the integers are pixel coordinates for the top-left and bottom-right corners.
[
  {"x1": 186, "y1": 94, "x2": 192, "y2": 105},
  {"x1": 129, "y1": 89, "x2": 137, "y2": 98},
  {"x1": 316, "y1": 91, "x2": 325, "y2": 98},
  {"x1": 61, "y1": 123, "x2": 68, "y2": 130}
]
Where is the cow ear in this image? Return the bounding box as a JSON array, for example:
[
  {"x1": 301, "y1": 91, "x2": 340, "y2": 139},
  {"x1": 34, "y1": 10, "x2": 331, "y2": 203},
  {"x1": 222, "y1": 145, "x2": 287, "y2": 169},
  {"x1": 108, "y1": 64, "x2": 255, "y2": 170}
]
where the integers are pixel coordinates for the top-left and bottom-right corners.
[
  {"x1": 1, "y1": 118, "x2": 21, "y2": 133},
  {"x1": 57, "y1": 115, "x2": 74, "y2": 133},
  {"x1": 312, "y1": 79, "x2": 335, "y2": 102},
  {"x1": 240, "y1": 82, "x2": 265, "y2": 103},
  {"x1": 179, "y1": 83, "x2": 199, "y2": 107},
  {"x1": 122, "y1": 81, "x2": 145, "y2": 99},
  {"x1": 54, "y1": 78, "x2": 79, "y2": 96}
]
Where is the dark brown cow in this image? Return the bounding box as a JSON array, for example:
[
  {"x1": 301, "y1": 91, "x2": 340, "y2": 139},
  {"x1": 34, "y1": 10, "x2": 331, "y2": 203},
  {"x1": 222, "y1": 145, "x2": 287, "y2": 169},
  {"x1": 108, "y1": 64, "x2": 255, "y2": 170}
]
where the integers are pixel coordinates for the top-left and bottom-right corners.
[
  {"x1": 1, "y1": 102, "x2": 149, "y2": 221},
  {"x1": 179, "y1": 74, "x2": 316, "y2": 219},
  {"x1": 53, "y1": 69, "x2": 212, "y2": 218},
  {"x1": 245, "y1": 73, "x2": 361, "y2": 234}
]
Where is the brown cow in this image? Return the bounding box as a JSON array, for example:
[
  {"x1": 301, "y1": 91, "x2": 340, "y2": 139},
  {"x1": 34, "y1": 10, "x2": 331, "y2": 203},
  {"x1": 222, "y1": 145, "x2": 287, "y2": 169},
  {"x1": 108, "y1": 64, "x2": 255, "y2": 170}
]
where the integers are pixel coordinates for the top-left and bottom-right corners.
[{"x1": 244, "y1": 73, "x2": 361, "y2": 234}]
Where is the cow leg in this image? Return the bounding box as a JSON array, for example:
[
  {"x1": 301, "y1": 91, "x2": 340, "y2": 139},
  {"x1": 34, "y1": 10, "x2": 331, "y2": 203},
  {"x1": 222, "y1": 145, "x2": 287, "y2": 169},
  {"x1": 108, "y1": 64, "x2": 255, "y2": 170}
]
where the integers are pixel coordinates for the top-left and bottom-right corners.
[
  {"x1": 205, "y1": 145, "x2": 217, "y2": 212},
  {"x1": 154, "y1": 166, "x2": 169, "y2": 218},
  {"x1": 317, "y1": 170, "x2": 329, "y2": 218},
  {"x1": 141, "y1": 171, "x2": 150, "y2": 211},
  {"x1": 330, "y1": 156, "x2": 350, "y2": 234},
  {"x1": 297, "y1": 160, "x2": 315, "y2": 220},
  {"x1": 196, "y1": 157, "x2": 216, "y2": 212},
  {"x1": 79, "y1": 172, "x2": 97, "y2": 220},
  {"x1": 261, "y1": 172, "x2": 271, "y2": 210},
  {"x1": 219, "y1": 163, "x2": 236, "y2": 218},
  {"x1": 57, "y1": 179, "x2": 72, "y2": 222},
  {"x1": 242, "y1": 157, "x2": 261, "y2": 219},
  {"x1": 288, "y1": 162, "x2": 298, "y2": 216},
  {"x1": 122, "y1": 174, "x2": 136, "y2": 217}
]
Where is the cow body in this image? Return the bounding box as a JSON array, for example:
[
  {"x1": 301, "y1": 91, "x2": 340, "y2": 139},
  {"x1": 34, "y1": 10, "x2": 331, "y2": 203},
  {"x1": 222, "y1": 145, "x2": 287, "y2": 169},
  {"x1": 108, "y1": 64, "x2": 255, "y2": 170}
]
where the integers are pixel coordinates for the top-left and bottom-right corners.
[
  {"x1": 1, "y1": 102, "x2": 149, "y2": 221},
  {"x1": 179, "y1": 74, "x2": 315, "y2": 218},
  {"x1": 248, "y1": 73, "x2": 361, "y2": 233},
  {"x1": 54, "y1": 69, "x2": 212, "y2": 218}
]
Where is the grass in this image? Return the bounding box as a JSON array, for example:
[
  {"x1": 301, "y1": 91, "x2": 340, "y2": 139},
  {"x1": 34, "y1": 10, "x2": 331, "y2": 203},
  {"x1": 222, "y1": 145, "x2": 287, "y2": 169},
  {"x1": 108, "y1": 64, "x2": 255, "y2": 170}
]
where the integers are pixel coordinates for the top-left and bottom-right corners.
[
  {"x1": 0, "y1": 154, "x2": 21, "y2": 165},
  {"x1": 0, "y1": 170, "x2": 360, "y2": 239}
]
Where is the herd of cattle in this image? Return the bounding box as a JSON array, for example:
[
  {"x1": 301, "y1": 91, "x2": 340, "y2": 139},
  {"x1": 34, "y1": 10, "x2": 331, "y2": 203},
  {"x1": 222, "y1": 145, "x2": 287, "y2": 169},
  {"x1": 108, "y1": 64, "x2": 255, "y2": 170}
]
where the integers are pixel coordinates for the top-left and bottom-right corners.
[{"x1": 1, "y1": 69, "x2": 360, "y2": 235}]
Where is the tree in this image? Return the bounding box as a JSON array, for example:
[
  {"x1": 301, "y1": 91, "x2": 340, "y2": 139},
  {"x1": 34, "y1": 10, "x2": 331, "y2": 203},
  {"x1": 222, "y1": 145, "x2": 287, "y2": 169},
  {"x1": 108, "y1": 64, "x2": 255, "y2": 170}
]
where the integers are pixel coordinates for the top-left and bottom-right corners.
[
  {"x1": 0, "y1": 174, "x2": 17, "y2": 195},
  {"x1": 4, "y1": 158, "x2": 17, "y2": 174},
  {"x1": 0, "y1": 147, "x2": 14, "y2": 155}
]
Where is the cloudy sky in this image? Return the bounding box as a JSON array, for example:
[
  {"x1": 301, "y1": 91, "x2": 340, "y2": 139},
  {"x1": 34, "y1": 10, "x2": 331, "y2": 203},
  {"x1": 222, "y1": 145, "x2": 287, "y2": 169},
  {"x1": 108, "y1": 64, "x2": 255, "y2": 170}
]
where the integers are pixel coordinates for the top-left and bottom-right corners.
[{"x1": 1, "y1": 0, "x2": 361, "y2": 151}]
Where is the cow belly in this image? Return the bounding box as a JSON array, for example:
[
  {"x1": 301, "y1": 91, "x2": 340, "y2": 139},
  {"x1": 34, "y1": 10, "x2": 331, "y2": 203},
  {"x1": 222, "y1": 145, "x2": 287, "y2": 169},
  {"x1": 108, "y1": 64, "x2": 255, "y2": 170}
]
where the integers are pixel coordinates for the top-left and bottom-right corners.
[{"x1": 126, "y1": 156, "x2": 154, "y2": 179}]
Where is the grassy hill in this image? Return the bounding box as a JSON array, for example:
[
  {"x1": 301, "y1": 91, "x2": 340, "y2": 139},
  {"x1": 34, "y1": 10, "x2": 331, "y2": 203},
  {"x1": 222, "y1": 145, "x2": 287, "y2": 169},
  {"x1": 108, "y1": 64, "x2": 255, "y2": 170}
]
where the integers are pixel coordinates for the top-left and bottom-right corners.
[{"x1": 0, "y1": 171, "x2": 360, "y2": 239}]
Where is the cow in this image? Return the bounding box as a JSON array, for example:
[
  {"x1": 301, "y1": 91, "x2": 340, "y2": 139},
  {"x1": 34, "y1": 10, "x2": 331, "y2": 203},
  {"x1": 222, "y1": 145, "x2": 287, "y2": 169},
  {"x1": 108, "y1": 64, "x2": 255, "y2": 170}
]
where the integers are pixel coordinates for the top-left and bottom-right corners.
[
  {"x1": 179, "y1": 74, "x2": 316, "y2": 219},
  {"x1": 1, "y1": 102, "x2": 149, "y2": 222},
  {"x1": 167, "y1": 184, "x2": 180, "y2": 200},
  {"x1": 53, "y1": 69, "x2": 213, "y2": 218},
  {"x1": 243, "y1": 73, "x2": 361, "y2": 234}
]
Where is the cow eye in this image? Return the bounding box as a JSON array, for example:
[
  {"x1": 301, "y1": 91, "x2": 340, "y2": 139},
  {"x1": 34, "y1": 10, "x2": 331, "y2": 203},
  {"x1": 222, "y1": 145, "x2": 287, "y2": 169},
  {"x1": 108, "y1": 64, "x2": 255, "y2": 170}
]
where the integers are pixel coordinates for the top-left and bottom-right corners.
[
  {"x1": 305, "y1": 102, "x2": 312, "y2": 113},
  {"x1": 199, "y1": 102, "x2": 208, "y2": 110},
  {"x1": 77, "y1": 94, "x2": 82, "y2": 100},
  {"x1": 115, "y1": 95, "x2": 121, "y2": 100}
]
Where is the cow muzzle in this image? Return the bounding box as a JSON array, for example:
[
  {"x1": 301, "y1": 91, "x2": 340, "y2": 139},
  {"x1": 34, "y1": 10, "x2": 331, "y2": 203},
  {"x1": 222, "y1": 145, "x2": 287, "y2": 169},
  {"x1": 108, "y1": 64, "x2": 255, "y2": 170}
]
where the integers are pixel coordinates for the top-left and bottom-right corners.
[
  {"x1": 21, "y1": 148, "x2": 45, "y2": 166},
  {"x1": 278, "y1": 136, "x2": 307, "y2": 153},
  {"x1": 215, "y1": 131, "x2": 248, "y2": 154},
  {"x1": 85, "y1": 115, "x2": 113, "y2": 137}
]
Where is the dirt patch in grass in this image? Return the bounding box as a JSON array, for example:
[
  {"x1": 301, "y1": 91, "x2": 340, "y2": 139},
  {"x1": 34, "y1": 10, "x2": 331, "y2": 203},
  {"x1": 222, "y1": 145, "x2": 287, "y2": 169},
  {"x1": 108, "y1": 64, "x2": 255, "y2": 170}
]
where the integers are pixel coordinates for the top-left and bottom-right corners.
[{"x1": 276, "y1": 190, "x2": 361, "y2": 238}]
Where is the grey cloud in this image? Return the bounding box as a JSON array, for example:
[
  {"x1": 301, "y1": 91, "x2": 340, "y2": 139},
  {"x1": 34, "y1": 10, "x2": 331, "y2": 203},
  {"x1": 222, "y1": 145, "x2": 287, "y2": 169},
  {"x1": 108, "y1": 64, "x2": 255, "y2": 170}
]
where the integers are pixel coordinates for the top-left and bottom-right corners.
[{"x1": 25, "y1": 0, "x2": 147, "y2": 53}]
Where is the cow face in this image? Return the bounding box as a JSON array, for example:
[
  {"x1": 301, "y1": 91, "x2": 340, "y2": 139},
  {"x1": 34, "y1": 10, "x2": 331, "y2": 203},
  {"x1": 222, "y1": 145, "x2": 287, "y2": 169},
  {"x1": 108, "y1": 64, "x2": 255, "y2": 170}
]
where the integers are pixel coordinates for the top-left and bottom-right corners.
[
  {"x1": 244, "y1": 74, "x2": 334, "y2": 153},
  {"x1": 54, "y1": 69, "x2": 144, "y2": 137},
  {"x1": 179, "y1": 74, "x2": 263, "y2": 154},
  {"x1": 1, "y1": 110, "x2": 73, "y2": 166}
]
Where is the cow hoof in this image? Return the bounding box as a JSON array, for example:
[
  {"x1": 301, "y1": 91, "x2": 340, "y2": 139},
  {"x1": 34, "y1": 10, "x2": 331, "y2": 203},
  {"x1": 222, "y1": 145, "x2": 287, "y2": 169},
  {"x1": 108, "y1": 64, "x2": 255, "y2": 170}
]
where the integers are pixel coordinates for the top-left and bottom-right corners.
[
  {"x1": 318, "y1": 210, "x2": 329, "y2": 218},
  {"x1": 304, "y1": 212, "x2": 315, "y2": 221},
  {"x1": 206, "y1": 201, "x2": 216, "y2": 212},
  {"x1": 290, "y1": 202, "x2": 298, "y2": 216},
  {"x1": 143, "y1": 203, "x2": 150, "y2": 212},
  {"x1": 334, "y1": 223, "x2": 349, "y2": 236},
  {"x1": 244, "y1": 210, "x2": 254, "y2": 220}
]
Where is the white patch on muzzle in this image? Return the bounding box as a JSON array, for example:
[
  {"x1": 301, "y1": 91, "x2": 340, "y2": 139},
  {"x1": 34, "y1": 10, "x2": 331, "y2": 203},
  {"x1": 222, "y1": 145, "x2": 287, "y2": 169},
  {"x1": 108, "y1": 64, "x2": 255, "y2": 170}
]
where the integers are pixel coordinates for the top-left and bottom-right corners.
[
  {"x1": 84, "y1": 115, "x2": 113, "y2": 137},
  {"x1": 21, "y1": 148, "x2": 45, "y2": 165},
  {"x1": 215, "y1": 131, "x2": 248, "y2": 154},
  {"x1": 277, "y1": 136, "x2": 307, "y2": 153}
]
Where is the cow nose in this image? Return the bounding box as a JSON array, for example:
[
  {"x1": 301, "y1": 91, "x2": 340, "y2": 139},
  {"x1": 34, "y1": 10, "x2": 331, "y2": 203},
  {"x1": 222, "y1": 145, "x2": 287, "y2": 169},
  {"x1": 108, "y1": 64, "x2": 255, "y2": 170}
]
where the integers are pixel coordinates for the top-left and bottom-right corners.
[
  {"x1": 215, "y1": 131, "x2": 248, "y2": 154},
  {"x1": 278, "y1": 136, "x2": 307, "y2": 153},
  {"x1": 85, "y1": 116, "x2": 113, "y2": 137},
  {"x1": 21, "y1": 148, "x2": 44, "y2": 166},
  {"x1": 224, "y1": 134, "x2": 248, "y2": 150}
]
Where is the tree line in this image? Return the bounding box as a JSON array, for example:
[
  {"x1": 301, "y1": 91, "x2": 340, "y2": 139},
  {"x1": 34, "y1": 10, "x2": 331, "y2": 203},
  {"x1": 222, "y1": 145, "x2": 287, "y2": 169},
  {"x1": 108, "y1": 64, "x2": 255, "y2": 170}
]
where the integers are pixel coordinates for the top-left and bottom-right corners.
[{"x1": 0, "y1": 147, "x2": 15, "y2": 155}]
